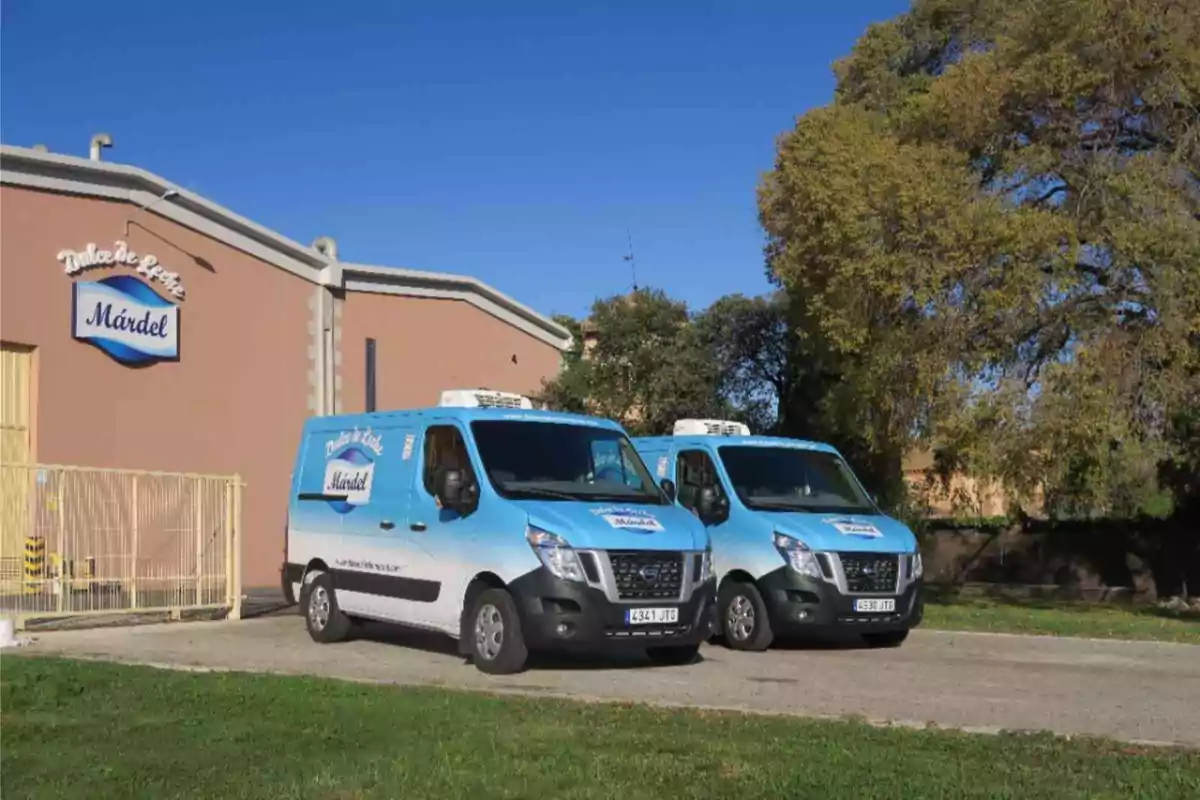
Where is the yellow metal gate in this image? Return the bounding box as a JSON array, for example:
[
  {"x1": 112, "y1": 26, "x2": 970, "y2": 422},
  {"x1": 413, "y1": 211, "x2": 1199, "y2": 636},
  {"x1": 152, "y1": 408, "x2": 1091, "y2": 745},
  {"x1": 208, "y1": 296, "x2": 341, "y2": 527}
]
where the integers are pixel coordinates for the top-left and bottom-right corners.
[
  {"x1": 0, "y1": 464, "x2": 242, "y2": 626},
  {"x1": 1, "y1": 344, "x2": 35, "y2": 584}
]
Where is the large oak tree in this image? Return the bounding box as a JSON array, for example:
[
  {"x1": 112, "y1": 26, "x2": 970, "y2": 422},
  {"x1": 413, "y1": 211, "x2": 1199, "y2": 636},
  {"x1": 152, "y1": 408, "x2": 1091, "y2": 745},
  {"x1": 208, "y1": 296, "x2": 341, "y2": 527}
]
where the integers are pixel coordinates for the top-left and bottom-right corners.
[{"x1": 759, "y1": 0, "x2": 1199, "y2": 518}]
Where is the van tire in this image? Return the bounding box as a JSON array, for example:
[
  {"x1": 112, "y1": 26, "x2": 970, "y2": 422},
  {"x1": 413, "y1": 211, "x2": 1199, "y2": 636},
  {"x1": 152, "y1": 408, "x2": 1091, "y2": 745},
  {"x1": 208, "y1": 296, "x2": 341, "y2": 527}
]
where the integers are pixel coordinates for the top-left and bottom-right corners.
[
  {"x1": 646, "y1": 643, "x2": 701, "y2": 666},
  {"x1": 301, "y1": 572, "x2": 351, "y2": 644},
  {"x1": 718, "y1": 580, "x2": 774, "y2": 651},
  {"x1": 468, "y1": 588, "x2": 528, "y2": 675},
  {"x1": 863, "y1": 629, "x2": 909, "y2": 648}
]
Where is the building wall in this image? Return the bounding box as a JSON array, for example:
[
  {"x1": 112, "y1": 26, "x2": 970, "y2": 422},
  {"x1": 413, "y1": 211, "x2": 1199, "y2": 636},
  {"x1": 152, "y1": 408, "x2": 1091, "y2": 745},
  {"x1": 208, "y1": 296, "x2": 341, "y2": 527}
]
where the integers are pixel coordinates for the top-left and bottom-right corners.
[
  {"x1": 0, "y1": 185, "x2": 313, "y2": 587},
  {"x1": 339, "y1": 291, "x2": 563, "y2": 413}
]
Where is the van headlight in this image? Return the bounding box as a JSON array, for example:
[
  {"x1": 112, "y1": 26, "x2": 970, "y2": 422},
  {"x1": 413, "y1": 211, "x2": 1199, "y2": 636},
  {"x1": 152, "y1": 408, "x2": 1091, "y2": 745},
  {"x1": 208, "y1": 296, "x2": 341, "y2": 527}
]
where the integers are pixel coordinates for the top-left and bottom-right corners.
[
  {"x1": 526, "y1": 526, "x2": 587, "y2": 583},
  {"x1": 911, "y1": 551, "x2": 924, "y2": 580},
  {"x1": 699, "y1": 545, "x2": 714, "y2": 583},
  {"x1": 773, "y1": 532, "x2": 822, "y2": 579}
]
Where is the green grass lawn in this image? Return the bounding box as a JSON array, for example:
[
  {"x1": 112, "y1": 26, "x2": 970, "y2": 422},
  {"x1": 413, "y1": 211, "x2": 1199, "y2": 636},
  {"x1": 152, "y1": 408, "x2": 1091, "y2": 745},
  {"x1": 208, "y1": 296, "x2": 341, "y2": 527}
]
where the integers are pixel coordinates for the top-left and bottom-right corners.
[
  {"x1": 921, "y1": 592, "x2": 1200, "y2": 644},
  {"x1": 3, "y1": 657, "x2": 1198, "y2": 800}
]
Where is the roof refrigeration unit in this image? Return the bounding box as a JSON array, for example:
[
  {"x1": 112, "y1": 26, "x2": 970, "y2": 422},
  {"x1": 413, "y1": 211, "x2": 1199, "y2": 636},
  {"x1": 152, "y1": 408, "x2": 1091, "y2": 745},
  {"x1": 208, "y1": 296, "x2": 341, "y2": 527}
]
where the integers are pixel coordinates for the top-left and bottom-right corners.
[
  {"x1": 672, "y1": 419, "x2": 751, "y2": 437},
  {"x1": 438, "y1": 389, "x2": 535, "y2": 410}
]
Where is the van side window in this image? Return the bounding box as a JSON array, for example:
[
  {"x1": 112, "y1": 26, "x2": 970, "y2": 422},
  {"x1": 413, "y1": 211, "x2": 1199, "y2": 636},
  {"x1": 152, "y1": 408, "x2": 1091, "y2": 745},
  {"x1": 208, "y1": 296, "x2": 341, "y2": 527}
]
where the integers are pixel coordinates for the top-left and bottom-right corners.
[
  {"x1": 422, "y1": 425, "x2": 474, "y2": 495},
  {"x1": 676, "y1": 449, "x2": 721, "y2": 513}
]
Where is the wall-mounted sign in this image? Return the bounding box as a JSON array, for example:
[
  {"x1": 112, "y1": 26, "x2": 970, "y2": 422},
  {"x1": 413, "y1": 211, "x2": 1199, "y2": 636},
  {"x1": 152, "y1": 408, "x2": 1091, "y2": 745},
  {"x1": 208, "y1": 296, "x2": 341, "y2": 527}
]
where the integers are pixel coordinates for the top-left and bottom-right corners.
[
  {"x1": 72, "y1": 276, "x2": 180, "y2": 366},
  {"x1": 57, "y1": 241, "x2": 186, "y2": 299},
  {"x1": 58, "y1": 242, "x2": 184, "y2": 366}
]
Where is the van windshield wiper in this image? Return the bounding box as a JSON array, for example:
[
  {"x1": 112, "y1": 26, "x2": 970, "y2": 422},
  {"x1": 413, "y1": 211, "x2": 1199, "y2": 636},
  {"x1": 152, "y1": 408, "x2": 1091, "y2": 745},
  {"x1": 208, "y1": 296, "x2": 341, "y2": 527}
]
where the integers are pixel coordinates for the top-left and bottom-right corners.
[
  {"x1": 583, "y1": 493, "x2": 662, "y2": 504},
  {"x1": 504, "y1": 486, "x2": 580, "y2": 500},
  {"x1": 748, "y1": 500, "x2": 825, "y2": 512}
]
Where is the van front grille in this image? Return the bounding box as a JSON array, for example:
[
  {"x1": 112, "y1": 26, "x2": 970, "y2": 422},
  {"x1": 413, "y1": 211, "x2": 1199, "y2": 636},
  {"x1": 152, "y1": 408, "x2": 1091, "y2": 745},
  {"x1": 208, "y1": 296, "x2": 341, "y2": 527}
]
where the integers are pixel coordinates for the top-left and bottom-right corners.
[
  {"x1": 838, "y1": 553, "x2": 899, "y2": 594},
  {"x1": 608, "y1": 551, "x2": 684, "y2": 601}
]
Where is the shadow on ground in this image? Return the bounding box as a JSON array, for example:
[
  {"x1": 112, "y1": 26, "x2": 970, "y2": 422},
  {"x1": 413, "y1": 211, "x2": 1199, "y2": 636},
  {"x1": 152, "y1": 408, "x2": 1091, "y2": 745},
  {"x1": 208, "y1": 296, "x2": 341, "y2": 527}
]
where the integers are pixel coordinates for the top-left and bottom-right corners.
[{"x1": 327, "y1": 618, "x2": 715, "y2": 671}]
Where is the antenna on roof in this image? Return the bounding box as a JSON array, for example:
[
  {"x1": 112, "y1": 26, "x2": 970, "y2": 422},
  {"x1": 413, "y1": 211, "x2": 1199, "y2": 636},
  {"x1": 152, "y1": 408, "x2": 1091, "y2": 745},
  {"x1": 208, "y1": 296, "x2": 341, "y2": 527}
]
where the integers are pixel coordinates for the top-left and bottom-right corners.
[{"x1": 623, "y1": 228, "x2": 638, "y2": 292}]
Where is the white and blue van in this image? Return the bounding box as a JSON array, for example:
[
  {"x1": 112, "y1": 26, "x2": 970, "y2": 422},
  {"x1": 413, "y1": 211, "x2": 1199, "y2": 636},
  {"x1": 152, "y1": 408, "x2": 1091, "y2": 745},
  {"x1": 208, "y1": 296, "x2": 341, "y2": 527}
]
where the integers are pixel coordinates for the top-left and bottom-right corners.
[
  {"x1": 282, "y1": 390, "x2": 715, "y2": 674},
  {"x1": 632, "y1": 420, "x2": 923, "y2": 651}
]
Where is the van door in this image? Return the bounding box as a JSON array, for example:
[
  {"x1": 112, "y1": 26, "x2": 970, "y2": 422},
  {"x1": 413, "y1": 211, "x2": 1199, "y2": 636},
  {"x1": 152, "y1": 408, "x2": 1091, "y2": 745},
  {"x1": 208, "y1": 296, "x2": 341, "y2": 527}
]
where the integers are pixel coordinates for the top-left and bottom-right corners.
[
  {"x1": 404, "y1": 420, "x2": 488, "y2": 633},
  {"x1": 676, "y1": 447, "x2": 734, "y2": 549},
  {"x1": 287, "y1": 429, "x2": 349, "y2": 579},
  {"x1": 311, "y1": 424, "x2": 426, "y2": 624}
]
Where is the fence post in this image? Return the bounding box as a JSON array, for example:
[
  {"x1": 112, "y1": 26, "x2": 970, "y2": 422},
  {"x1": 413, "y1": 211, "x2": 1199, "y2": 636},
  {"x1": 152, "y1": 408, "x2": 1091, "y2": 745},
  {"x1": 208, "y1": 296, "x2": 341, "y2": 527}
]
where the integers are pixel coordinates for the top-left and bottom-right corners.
[
  {"x1": 195, "y1": 480, "x2": 204, "y2": 608},
  {"x1": 224, "y1": 477, "x2": 235, "y2": 617},
  {"x1": 130, "y1": 475, "x2": 139, "y2": 610},
  {"x1": 56, "y1": 474, "x2": 66, "y2": 613},
  {"x1": 229, "y1": 475, "x2": 243, "y2": 621}
]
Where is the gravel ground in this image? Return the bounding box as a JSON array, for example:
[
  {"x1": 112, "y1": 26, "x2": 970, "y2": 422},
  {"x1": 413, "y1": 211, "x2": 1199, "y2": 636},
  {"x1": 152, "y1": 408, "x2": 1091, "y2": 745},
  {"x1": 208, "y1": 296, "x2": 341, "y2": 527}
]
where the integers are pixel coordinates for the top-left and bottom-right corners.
[{"x1": 9, "y1": 614, "x2": 1200, "y2": 747}]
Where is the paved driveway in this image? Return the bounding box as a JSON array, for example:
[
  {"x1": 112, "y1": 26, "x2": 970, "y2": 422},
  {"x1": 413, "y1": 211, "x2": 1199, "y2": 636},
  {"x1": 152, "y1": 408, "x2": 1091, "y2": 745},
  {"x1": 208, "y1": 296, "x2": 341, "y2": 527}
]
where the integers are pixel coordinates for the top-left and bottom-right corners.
[{"x1": 12, "y1": 615, "x2": 1200, "y2": 747}]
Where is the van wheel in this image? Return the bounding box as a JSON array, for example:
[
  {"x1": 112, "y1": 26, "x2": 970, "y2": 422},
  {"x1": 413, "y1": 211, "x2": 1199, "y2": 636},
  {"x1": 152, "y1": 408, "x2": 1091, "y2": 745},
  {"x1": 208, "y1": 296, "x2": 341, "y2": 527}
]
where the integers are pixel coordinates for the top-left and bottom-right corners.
[
  {"x1": 646, "y1": 643, "x2": 701, "y2": 666},
  {"x1": 468, "y1": 588, "x2": 528, "y2": 675},
  {"x1": 302, "y1": 572, "x2": 351, "y2": 643},
  {"x1": 718, "y1": 580, "x2": 773, "y2": 651},
  {"x1": 863, "y1": 630, "x2": 909, "y2": 648}
]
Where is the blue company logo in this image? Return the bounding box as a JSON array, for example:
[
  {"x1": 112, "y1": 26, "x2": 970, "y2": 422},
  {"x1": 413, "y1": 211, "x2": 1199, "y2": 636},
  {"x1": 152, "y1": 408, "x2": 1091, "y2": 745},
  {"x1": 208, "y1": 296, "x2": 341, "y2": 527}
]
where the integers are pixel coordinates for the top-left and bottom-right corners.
[
  {"x1": 589, "y1": 506, "x2": 665, "y2": 532},
  {"x1": 823, "y1": 517, "x2": 883, "y2": 539},
  {"x1": 324, "y1": 446, "x2": 376, "y2": 514},
  {"x1": 72, "y1": 275, "x2": 179, "y2": 366}
]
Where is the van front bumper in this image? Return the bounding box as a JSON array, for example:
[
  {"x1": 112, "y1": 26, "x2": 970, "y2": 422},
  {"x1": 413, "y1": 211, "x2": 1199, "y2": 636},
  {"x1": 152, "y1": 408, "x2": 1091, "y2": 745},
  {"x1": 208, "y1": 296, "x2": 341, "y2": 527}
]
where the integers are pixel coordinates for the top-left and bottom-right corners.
[
  {"x1": 508, "y1": 568, "x2": 717, "y2": 651},
  {"x1": 756, "y1": 566, "x2": 923, "y2": 636}
]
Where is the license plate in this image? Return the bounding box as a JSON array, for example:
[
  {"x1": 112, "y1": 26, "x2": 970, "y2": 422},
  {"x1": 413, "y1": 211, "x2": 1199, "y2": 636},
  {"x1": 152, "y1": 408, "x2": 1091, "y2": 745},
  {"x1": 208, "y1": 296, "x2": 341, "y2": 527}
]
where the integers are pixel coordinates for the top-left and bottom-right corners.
[
  {"x1": 854, "y1": 598, "x2": 896, "y2": 613},
  {"x1": 626, "y1": 607, "x2": 679, "y2": 625}
]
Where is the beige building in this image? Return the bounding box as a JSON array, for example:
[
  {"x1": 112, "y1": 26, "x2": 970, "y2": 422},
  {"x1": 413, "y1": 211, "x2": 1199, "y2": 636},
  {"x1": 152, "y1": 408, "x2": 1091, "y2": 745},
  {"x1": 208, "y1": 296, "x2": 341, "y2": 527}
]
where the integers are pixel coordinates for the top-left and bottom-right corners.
[
  {"x1": 0, "y1": 141, "x2": 571, "y2": 591},
  {"x1": 902, "y1": 448, "x2": 1045, "y2": 519}
]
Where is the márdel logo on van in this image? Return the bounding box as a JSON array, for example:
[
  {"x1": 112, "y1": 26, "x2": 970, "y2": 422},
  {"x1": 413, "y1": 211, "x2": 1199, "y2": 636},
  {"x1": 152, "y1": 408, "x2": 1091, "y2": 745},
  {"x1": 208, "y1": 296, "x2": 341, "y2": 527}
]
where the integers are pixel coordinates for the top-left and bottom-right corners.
[
  {"x1": 590, "y1": 506, "x2": 665, "y2": 532},
  {"x1": 322, "y1": 428, "x2": 383, "y2": 514},
  {"x1": 822, "y1": 516, "x2": 882, "y2": 538}
]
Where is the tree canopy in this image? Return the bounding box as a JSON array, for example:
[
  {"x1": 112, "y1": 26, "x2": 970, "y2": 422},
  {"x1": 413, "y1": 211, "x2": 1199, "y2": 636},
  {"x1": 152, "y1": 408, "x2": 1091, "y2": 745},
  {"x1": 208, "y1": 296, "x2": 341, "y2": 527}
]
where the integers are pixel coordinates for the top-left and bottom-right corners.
[
  {"x1": 539, "y1": 290, "x2": 728, "y2": 436},
  {"x1": 543, "y1": 0, "x2": 1198, "y2": 526},
  {"x1": 759, "y1": 0, "x2": 1199, "y2": 518}
]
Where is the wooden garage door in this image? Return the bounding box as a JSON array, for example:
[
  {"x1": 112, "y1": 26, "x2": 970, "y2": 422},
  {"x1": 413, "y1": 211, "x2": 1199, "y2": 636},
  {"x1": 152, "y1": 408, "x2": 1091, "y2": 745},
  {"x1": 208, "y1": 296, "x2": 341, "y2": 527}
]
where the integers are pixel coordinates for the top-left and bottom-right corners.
[{"x1": 1, "y1": 343, "x2": 34, "y2": 568}]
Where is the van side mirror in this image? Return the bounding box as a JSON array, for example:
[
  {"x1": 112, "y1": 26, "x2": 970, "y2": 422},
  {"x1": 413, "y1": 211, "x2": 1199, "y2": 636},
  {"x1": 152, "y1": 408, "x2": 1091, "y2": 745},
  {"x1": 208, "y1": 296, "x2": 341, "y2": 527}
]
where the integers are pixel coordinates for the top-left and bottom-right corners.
[
  {"x1": 438, "y1": 469, "x2": 463, "y2": 508},
  {"x1": 698, "y1": 485, "x2": 729, "y2": 524},
  {"x1": 437, "y1": 468, "x2": 479, "y2": 514},
  {"x1": 660, "y1": 478, "x2": 676, "y2": 503}
]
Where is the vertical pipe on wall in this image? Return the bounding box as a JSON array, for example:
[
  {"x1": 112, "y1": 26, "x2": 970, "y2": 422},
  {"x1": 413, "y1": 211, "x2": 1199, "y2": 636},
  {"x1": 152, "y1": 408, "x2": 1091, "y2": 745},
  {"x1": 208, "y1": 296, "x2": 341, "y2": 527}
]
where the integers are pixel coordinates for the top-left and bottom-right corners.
[
  {"x1": 323, "y1": 324, "x2": 335, "y2": 414},
  {"x1": 310, "y1": 286, "x2": 337, "y2": 417},
  {"x1": 365, "y1": 338, "x2": 377, "y2": 413}
]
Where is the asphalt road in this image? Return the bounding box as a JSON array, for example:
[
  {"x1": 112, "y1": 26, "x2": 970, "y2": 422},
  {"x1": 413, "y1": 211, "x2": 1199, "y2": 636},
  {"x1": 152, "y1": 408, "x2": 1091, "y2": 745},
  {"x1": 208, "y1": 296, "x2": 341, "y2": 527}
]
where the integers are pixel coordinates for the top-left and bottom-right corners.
[{"x1": 11, "y1": 615, "x2": 1200, "y2": 747}]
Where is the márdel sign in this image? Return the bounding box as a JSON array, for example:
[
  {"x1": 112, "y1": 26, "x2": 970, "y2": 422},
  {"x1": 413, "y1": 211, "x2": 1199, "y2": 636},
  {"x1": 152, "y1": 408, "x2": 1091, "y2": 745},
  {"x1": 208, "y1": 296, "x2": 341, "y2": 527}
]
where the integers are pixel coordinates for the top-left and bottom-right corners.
[{"x1": 58, "y1": 241, "x2": 184, "y2": 366}]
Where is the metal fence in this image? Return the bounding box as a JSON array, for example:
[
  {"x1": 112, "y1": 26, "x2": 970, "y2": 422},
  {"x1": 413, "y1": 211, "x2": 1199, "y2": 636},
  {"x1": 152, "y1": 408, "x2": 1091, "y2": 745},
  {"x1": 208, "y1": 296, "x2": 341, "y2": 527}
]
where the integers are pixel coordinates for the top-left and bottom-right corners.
[{"x1": 0, "y1": 463, "x2": 241, "y2": 627}]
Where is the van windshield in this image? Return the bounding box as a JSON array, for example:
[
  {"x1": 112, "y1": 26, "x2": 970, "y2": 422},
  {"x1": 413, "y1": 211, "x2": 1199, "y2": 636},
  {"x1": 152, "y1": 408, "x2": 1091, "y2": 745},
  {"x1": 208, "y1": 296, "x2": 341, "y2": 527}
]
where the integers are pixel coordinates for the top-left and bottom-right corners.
[
  {"x1": 470, "y1": 421, "x2": 665, "y2": 504},
  {"x1": 717, "y1": 446, "x2": 876, "y2": 515}
]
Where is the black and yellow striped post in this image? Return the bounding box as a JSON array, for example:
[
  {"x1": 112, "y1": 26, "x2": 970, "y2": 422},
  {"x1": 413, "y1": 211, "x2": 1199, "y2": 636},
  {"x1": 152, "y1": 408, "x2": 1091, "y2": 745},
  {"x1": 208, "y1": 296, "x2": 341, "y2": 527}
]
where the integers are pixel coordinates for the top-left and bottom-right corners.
[{"x1": 23, "y1": 536, "x2": 45, "y2": 594}]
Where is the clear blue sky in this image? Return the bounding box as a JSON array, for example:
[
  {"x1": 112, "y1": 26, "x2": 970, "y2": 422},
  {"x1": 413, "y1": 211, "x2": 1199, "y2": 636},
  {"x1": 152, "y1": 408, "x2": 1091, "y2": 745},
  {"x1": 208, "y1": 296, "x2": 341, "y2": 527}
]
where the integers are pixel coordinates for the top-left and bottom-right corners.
[{"x1": 1, "y1": 0, "x2": 908, "y2": 320}]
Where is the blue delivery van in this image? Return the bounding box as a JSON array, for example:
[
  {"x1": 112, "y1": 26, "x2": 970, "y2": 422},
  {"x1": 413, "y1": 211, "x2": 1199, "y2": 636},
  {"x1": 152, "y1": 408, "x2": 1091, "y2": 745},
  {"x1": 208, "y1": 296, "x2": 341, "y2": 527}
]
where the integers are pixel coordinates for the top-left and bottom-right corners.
[
  {"x1": 632, "y1": 419, "x2": 923, "y2": 651},
  {"x1": 282, "y1": 390, "x2": 715, "y2": 674}
]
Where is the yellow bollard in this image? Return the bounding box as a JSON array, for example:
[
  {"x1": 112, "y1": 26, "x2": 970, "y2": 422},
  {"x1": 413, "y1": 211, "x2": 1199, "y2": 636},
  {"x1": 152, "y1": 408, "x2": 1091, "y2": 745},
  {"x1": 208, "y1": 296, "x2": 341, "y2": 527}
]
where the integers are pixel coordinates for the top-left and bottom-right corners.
[{"x1": 22, "y1": 536, "x2": 45, "y2": 594}]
